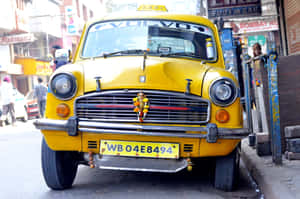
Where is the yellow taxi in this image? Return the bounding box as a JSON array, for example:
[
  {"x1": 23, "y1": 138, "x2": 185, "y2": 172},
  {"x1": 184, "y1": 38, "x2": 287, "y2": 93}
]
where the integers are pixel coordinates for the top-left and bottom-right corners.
[{"x1": 34, "y1": 13, "x2": 249, "y2": 191}]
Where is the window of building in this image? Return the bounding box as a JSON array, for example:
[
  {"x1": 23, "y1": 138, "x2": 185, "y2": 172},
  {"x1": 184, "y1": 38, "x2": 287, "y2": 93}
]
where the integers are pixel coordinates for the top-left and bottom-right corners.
[{"x1": 90, "y1": 10, "x2": 93, "y2": 18}]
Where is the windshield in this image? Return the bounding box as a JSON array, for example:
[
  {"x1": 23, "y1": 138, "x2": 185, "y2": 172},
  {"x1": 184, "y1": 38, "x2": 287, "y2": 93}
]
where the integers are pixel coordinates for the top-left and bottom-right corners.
[{"x1": 82, "y1": 19, "x2": 217, "y2": 60}]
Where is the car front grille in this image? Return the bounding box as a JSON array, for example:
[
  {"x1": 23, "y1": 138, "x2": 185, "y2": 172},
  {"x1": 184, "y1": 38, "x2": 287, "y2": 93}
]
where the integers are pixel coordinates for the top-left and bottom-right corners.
[{"x1": 75, "y1": 90, "x2": 210, "y2": 124}]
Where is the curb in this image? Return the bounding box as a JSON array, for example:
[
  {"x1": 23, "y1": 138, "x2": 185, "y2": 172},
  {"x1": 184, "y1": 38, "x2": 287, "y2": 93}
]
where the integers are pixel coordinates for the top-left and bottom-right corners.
[{"x1": 241, "y1": 140, "x2": 295, "y2": 199}]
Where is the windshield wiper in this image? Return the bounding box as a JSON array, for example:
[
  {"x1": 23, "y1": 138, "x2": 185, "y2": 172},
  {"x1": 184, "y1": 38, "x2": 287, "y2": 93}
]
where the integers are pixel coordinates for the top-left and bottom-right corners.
[
  {"x1": 159, "y1": 52, "x2": 199, "y2": 58},
  {"x1": 103, "y1": 49, "x2": 147, "y2": 58}
]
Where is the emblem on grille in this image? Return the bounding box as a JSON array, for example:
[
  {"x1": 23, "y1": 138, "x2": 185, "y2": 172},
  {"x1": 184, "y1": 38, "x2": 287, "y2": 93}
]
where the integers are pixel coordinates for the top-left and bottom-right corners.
[{"x1": 133, "y1": 92, "x2": 149, "y2": 122}]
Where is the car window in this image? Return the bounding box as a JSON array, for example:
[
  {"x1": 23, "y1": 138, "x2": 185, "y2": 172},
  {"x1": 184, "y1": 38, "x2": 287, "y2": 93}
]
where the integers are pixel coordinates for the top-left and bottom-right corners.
[
  {"x1": 82, "y1": 19, "x2": 217, "y2": 61},
  {"x1": 26, "y1": 91, "x2": 34, "y2": 100}
]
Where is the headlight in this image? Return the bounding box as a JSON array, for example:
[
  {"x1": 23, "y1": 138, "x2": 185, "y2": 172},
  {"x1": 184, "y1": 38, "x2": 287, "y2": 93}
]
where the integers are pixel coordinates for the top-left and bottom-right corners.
[
  {"x1": 209, "y1": 78, "x2": 238, "y2": 106},
  {"x1": 50, "y1": 73, "x2": 77, "y2": 100}
]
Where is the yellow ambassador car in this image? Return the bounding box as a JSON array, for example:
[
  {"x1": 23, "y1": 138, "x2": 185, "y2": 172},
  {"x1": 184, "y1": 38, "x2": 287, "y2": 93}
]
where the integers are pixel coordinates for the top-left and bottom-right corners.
[{"x1": 34, "y1": 13, "x2": 249, "y2": 191}]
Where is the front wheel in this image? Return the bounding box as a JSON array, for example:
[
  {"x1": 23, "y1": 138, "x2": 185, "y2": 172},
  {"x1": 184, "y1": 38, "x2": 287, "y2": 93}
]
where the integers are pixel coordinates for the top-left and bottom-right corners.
[
  {"x1": 41, "y1": 138, "x2": 78, "y2": 190},
  {"x1": 214, "y1": 147, "x2": 240, "y2": 191}
]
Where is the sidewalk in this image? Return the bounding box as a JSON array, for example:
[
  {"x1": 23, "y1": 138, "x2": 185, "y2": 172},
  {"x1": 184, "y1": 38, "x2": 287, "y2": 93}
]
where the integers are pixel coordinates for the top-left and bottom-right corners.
[{"x1": 241, "y1": 139, "x2": 300, "y2": 199}]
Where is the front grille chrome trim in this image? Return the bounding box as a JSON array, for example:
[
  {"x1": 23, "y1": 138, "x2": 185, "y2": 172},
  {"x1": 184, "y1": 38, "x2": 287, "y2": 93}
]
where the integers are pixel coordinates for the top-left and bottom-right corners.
[
  {"x1": 34, "y1": 119, "x2": 250, "y2": 140},
  {"x1": 74, "y1": 90, "x2": 210, "y2": 124}
]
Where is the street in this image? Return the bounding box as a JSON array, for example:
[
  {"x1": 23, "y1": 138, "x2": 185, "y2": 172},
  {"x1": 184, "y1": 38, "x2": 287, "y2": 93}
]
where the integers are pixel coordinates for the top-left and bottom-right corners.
[{"x1": 0, "y1": 121, "x2": 261, "y2": 199}]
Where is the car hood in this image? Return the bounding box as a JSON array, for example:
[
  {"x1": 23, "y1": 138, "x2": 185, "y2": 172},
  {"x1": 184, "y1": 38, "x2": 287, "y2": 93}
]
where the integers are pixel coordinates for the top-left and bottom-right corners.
[{"x1": 82, "y1": 56, "x2": 211, "y2": 96}]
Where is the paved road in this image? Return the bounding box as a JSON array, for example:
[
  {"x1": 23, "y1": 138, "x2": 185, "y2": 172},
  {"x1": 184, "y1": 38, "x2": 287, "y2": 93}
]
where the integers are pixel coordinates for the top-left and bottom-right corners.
[{"x1": 0, "y1": 121, "x2": 262, "y2": 199}]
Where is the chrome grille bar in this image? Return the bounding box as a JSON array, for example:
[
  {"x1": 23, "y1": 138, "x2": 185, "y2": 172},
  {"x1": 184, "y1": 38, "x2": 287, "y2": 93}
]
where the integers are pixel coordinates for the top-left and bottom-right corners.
[{"x1": 75, "y1": 90, "x2": 210, "y2": 124}]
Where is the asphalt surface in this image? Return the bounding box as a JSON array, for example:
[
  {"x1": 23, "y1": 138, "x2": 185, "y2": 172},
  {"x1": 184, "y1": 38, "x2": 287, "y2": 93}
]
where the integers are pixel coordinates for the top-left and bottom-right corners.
[{"x1": 0, "y1": 121, "x2": 262, "y2": 199}]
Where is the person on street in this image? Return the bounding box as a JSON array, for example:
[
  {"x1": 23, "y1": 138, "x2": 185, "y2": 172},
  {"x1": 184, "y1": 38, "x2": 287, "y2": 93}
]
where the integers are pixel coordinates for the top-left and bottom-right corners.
[
  {"x1": 0, "y1": 76, "x2": 16, "y2": 126},
  {"x1": 252, "y1": 42, "x2": 262, "y2": 57},
  {"x1": 34, "y1": 78, "x2": 47, "y2": 117}
]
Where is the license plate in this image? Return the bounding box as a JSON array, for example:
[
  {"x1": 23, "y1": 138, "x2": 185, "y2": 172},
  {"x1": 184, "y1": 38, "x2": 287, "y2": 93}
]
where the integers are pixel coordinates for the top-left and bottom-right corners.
[{"x1": 100, "y1": 140, "x2": 179, "y2": 159}]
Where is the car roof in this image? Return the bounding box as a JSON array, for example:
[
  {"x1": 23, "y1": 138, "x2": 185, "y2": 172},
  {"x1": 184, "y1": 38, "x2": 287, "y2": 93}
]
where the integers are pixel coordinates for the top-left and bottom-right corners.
[{"x1": 87, "y1": 13, "x2": 215, "y2": 29}]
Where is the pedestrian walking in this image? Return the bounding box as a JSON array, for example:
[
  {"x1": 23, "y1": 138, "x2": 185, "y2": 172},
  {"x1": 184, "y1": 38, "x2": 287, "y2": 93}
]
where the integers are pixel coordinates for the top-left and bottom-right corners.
[
  {"x1": 0, "y1": 76, "x2": 16, "y2": 126},
  {"x1": 34, "y1": 78, "x2": 47, "y2": 117}
]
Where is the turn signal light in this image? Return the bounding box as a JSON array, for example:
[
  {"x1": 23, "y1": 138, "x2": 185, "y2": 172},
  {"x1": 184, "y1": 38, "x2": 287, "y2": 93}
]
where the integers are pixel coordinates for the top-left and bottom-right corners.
[
  {"x1": 215, "y1": 109, "x2": 230, "y2": 123},
  {"x1": 56, "y1": 103, "x2": 70, "y2": 118}
]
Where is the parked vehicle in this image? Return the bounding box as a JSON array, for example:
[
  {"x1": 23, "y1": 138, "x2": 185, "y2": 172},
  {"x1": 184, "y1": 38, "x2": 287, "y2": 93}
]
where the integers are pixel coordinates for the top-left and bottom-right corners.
[
  {"x1": 25, "y1": 91, "x2": 39, "y2": 119},
  {"x1": 0, "y1": 88, "x2": 28, "y2": 124},
  {"x1": 34, "y1": 13, "x2": 249, "y2": 191}
]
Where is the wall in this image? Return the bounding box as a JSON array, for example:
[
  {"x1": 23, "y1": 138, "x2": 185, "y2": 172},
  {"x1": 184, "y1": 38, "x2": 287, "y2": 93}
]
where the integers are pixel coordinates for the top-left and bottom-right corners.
[
  {"x1": 28, "y1": 0, "x2": 62, "y2": 38},
  {"x1": 0, "y1": 45, "x2": 11, "y2": 70},
  {"x1": 277, "y1": 54, "x2": 300, "y2": 149},
  {"x1": 0, "y1": 0, "x2": 16, "y2": 31},
  {"x1": 284, "y1": 0, "x2": 300, "y2": 55}
]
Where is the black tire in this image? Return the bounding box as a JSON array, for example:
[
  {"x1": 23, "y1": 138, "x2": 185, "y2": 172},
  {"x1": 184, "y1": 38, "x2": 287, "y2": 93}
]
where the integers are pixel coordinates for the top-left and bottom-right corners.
[
  {"x1": 214, "y1": 147, "x2": 240, "y2": 191},
  {"x1": 41, "y1": 138, "x2": 78, "y2": 190}
]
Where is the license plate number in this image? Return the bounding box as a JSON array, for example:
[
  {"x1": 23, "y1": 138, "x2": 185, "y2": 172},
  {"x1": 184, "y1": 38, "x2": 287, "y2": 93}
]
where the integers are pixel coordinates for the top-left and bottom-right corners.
[{"x1": 100, "y1": 140, "x2": 179, "y2": 159}]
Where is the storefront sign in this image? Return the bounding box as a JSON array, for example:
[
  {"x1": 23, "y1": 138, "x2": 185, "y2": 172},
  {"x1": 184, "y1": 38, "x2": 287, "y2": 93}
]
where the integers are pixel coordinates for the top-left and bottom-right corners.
[
  {"x1": 230, "y1": 20, "x2": 278, "y2": 34},
  {"x1": 65, "y1": 6, "x2": 78, "y2": 35},
  {"x1": 0, "y1": 33, "x2": 35, "y2": 45},
  {"x1": 0, "y1": 64, "x2": 6, "y2": 72},
  {"x1": 208, "y1": 0, "x2": 261, "y2": 18},
  {"x1": 36, "y1": 62, "x2": 53, "y2": 76},
  {"x1": 285, "y1": 0, "x2": 300, "y2": 55},
  {"x1": 7, "y1": 64, "x2": 23, "y2": 75},
  {"x1": 14, "y1": 57, "x2": 53, "y2": 76},
  {"x1": 248, "y1": 35, "x2": 266, "y2": 47}
]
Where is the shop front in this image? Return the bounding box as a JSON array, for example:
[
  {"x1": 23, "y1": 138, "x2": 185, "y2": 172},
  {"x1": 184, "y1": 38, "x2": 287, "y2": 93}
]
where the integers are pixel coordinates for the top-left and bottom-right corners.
[
  {"x1": 0, "y1": 63, "x2": 24, "y2": 93},
  {"x1": 228, "y1": 18, "x2": 280, "y2": 56},
  {"x1": 14, "y1": 57, "x2": 53, "y2": 94}
]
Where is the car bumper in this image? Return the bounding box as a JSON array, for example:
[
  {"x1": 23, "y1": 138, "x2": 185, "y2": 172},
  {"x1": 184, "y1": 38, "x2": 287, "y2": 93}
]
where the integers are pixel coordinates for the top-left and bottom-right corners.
[{"x1": 34, "y1": 117, "x2": 249, "y2": 143}]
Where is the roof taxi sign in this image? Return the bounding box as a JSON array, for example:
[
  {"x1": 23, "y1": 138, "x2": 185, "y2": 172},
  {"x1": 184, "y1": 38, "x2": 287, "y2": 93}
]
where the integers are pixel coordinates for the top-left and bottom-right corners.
[{"x1": 137, "y1": 5, "x2": 168, "y2": 12}]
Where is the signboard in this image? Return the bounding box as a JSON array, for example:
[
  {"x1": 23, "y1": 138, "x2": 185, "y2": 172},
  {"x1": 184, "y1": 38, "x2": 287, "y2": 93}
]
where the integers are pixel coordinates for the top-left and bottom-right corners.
[
  {"x1": 0, "y1": 64, "x2": 6, "y2": 72},
  {"x1": 15, "y1": 57, "x2": 53, "y2": 76},
  {"x1": 36, "y1": 61, "x2": 53, "y2": 76},
  {"x1": 0, "y1": 33, "x2": 35, "y2": 45},
  {"x1": 0, "y1": 64, "x2": 23, "y2": 74},
  {"x1": 248, "y1": 35, "x2": 266, "y2": 47},
  {"x1": 7, "y1": 64, "x2": 23, "y2": 75},
  {"x1": 65, "y1": 6, "x2": 78, "y2": 35},
  {"x1": 284, "y1": 0, "x2": 300, "y2": 55},
  {"x1": 230, "y1": 20, "x2": 278, "y2": 34},
  {"x1": 208, "y1": 0, "x2": 261, "y2": 18}
]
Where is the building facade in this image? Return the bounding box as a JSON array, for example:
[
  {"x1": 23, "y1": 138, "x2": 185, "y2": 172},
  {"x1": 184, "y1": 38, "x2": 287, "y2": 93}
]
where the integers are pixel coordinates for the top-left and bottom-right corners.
[
  {"x1": 277, "y1": 0, "x2": 300, "y2": 56},
  {"x1": 60, "y1": 0, "x2": 103, "y2": 56},
  {"x1": 207, "y1": 0, "x2": 280, "y2": 57},
  {"x1": 0, "y1": 0, "x2": 31, "y2": 94},
  {"x1": 0, "y1": 0, "x2": 104, "y2": 95}
]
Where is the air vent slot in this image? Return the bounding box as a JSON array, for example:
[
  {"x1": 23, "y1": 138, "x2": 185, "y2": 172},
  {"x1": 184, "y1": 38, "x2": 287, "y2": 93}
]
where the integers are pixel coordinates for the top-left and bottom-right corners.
[
  {"x1": 183, "y1": 144, "x2": 193, "y2": 152},
  {"x1": 88, "y1": 141, "x2": 97, "y2": 149}
]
